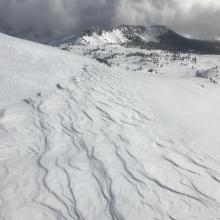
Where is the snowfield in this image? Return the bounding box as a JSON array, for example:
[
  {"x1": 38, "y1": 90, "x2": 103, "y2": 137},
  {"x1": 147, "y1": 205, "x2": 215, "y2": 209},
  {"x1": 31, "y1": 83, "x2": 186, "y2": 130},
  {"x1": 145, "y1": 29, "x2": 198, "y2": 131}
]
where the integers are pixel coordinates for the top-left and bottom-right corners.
[
  {"x1": 0, "y1": 33, "x2": 220, "y2": 220},
  {"x1": 0, "y1": 33, "x2": 95, "y2": 107}
]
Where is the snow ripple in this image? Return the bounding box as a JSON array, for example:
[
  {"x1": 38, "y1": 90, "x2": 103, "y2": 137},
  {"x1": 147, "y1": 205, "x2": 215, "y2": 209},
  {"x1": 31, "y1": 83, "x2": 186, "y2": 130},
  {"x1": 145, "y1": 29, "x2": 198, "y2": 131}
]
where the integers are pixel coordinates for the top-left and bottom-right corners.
[{"x1": 0, "y1": 65, "x2": 220, "y2": 220}]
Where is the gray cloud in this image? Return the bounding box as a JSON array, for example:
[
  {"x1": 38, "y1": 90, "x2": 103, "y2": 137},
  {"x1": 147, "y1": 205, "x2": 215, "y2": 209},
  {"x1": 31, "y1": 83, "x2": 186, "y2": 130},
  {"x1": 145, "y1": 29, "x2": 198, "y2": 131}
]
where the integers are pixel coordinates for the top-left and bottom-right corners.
[
  {"x1": 168, "y1": 3, "x2": 220, "y2": 39},
  {"x1": 113, "y1": 0, "x2": 220, "y2": 39},
  {"x1": 0, "y1": 0, "x2": 118, "y2": 40},
  {"x1": 0, "y1": 0, "x2": 219, "y2": 41}
]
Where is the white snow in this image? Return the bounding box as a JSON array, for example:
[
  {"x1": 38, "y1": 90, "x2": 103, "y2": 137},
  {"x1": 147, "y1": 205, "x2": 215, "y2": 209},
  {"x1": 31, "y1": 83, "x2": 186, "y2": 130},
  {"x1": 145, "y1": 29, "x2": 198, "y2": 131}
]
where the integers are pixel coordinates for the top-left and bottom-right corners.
[
  {"x1": 80, "y1": 29, "x2": 128, "y2": 46},
  {"x1": 0, "y1": 33, "x2": 93, "y2": 107},
  {"x1": 0, "y1": 33, "x2": 220, "y2": 220}
]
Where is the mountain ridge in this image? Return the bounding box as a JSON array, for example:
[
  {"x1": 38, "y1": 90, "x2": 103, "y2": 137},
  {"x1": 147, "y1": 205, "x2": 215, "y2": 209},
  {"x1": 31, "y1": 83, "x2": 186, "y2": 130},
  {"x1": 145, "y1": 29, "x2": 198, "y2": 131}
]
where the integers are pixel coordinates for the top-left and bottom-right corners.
[{"x1": 55, "y1": 25, "x2": 220, "y2": 54}]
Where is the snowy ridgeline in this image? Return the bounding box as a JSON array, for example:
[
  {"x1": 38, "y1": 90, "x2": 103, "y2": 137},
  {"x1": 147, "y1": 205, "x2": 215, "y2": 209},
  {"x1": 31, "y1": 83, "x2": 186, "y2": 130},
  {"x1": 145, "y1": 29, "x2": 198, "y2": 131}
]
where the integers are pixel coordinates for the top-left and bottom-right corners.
[{"x1": 0, "y1": 33, "x2": 220, "y2": 220}]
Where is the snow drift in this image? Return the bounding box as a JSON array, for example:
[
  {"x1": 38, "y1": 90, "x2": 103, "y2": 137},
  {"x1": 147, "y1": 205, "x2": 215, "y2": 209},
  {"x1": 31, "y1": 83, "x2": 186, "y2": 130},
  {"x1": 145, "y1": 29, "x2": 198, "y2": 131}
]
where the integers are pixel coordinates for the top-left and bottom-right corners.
[{"x1": 0, "y1": 33, "x2": 220, "y2": 220}]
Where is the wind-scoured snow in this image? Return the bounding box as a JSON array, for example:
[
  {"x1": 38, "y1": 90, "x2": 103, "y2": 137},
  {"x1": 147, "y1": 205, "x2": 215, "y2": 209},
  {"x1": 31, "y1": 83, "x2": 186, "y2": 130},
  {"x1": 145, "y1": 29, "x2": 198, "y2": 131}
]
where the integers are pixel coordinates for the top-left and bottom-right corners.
[{"x1": 0, "y1": 33, "x2": 220, "y2": 220}]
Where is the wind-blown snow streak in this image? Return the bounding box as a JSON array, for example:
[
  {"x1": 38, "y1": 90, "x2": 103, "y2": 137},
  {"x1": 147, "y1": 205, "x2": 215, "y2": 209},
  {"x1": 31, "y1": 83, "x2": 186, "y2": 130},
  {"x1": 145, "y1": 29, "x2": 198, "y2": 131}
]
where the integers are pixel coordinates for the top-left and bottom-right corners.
[{"x1": 0, "y1": 60, "x2": 220, "y2": 220}]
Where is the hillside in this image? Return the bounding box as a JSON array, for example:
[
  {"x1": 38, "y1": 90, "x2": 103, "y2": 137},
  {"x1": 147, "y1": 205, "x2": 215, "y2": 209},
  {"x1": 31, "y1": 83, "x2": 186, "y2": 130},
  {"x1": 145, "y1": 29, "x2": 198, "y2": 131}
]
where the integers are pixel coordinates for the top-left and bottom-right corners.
[
  {"x1": 0, "y1": 33, "x2": 95, "y2": 107},
  {"x1": 0, "y1": 33, "x2": 220, "y2": 220}
]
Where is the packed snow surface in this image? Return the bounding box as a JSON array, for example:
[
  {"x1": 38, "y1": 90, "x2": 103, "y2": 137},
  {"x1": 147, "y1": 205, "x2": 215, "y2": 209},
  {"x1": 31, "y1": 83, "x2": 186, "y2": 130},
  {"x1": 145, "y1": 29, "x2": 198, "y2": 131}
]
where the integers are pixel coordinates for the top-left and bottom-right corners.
[{"x1": 0, "y1": 33, "x2": 220, "y2": 220}]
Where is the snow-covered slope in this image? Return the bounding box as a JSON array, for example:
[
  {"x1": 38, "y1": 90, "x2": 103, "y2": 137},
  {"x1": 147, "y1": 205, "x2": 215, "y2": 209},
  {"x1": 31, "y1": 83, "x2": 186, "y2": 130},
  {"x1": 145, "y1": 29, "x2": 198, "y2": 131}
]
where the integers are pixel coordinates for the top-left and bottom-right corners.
[
  {"x1": 1, "y1": 33, "x2": 220, "y2": 220},
  {"x1": 0, "y1": 33, "x2": 95, "y2": 107},
  {"x1": 81, "y1": 28, "x2": 127, "y2": 46}
]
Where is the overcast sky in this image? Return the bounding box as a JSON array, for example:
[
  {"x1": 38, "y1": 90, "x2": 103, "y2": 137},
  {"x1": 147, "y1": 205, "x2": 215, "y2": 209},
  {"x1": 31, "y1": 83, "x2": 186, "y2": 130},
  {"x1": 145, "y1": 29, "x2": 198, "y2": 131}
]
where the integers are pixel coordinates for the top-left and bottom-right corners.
[{"x1": 0, "y1": 0, "x2": 220, "y2": 40}]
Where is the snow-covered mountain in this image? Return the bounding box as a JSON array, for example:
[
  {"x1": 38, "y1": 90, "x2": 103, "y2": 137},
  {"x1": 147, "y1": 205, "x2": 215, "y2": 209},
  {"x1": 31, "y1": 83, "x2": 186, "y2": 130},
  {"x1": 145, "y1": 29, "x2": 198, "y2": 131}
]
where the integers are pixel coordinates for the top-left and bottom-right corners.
[
  {"x1": 55, "y1": 25, "x2": 220, "y2": 54},
  {"x1": 0, "y1": 30, "x2": 220, "y2": 220},
  {"x1": 52, "y1": 25, "x2": 168, "y2": 47}
]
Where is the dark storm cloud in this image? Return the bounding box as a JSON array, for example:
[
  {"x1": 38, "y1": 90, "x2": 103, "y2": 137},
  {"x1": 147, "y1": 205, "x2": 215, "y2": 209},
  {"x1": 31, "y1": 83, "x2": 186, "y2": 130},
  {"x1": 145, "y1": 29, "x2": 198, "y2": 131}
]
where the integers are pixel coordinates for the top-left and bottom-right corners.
[
  {"x1": 0, "y1": 0, "x2": 118, "y2": 38},
  {"x1": 0, "y1": 0, "x2": 219, "y2": 40}
]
